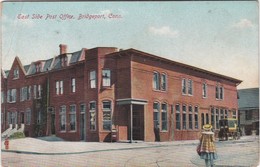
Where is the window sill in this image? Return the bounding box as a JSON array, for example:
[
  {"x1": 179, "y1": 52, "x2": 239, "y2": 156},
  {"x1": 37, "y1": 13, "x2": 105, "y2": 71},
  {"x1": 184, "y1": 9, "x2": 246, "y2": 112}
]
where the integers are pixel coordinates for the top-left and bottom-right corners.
[
  {"x1": 8, "y1": 102, "x2": 16, "y2": 104},
  {"x1": 13, "y1": 78, "x2": 19, "y2": 80},
  {"x1": 69, "y1": 130, "x2": 77, "y2": 133},
  {"x1": 60, "y1": 131, "x2": 66, "y2": 133},
  {"x1": 160, "y1": 130, "x2": 168, "y2": 133}
]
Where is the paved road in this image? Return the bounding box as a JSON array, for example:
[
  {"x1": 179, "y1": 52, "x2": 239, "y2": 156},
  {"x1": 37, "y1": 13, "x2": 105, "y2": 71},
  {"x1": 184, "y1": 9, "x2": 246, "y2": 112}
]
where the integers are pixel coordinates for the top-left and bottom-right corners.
[{"x1": 1, "y1": 136, "x2": 259, "y2": 167}]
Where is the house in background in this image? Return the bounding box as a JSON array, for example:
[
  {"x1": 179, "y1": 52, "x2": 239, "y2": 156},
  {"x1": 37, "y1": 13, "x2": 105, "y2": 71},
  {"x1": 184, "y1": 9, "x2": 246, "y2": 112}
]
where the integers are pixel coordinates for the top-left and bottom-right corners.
[
  {"x1": 238, "y1": 88, "x2": 259, "y2": 135},
  {"x1": 1, "y1": 44, "x2": 242, "y2": 142}
]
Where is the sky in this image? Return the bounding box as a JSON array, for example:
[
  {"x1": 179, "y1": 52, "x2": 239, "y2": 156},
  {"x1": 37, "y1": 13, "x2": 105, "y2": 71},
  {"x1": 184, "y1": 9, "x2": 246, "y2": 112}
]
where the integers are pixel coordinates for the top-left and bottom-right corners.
[{"x1": 1, "y1": 1, "x2": 259, "y2": 89}]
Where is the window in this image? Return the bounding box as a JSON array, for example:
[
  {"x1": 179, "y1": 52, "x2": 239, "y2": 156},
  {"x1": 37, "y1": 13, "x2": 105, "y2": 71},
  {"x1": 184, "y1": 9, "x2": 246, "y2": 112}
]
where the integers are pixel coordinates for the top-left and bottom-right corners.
[
  {"x1": 201, "y1": 113, "x2": 204, "y2": 128},
  {"x1": 20, "y1": 112, "x2": 24, "y2": 124},
  {"x1": 153, "y1": 72, "x2": 160, "y2": 90},
  {"x1": 36, "y1": 63, "x2": 42, "y2": 73},
  {"x1": 161, "y1": 73, "x2": 167, "y2": 91},
  {"x1": 60, "y1": 106, "x2": 66, "y2": 131},
  {"x1": 188, "y1": 79, "x2": 193, "y2": 95},
  {"x1": 25, "y1": 109, "x2": 31, "y2": 125},
  {"x1": 7, "y1": 89, "x2": 16, "y2": 103},
  {"x1": 176, "y1": 104, "x2": 181, "y2": 130},
  {"x1": 1, "y1": 91, "x2": 4, "y2": 103},
  {"x1": 161, "y1": 103, "x2": 167, "y2": 131},
  {"x1": 37, "y1": 109, "x2": 42, "y2": 124},
  {"x1": 56, "y1": 81, "x2": 63, "y2": 95},
  {"x1": 211, "y1": 108, "x2": 215, "y2": 129},
  {"x1": 1, "y1": 113, "x2": 3, "y2": 125},
  {"x1": 13, "y1": 68, "x2": 19, "y2": 79},
  {"x1": 215, "y1": 109, "x2": 219, "y2": 129},
  {"x1": 220, "y1": 109, "x2": 224, "y2": 119},
  {"x1": 216, "y1": 84, "x2": 224, "y2": 100},
  {"x1": 182, "y1": 104, "x2": 186, "y2": 129},
  {"x1": 153, "y1": 102, "x2": 160, "y2": 128},
  {"x1": 206, "y1": 113, "x2": 209, "y2": 124},
  {"x1": 33, "y1": 85, "x2": 42, "y2": 99},
  {"x1": 69, "y1": 105, "x2": 76, "y2": 131},
  {"x1": 71, "y1": 78, "x2": 76, "y2": 93},
  {"x1": 20, "y1": 86, "x2": 31, "y2": 101},
  {"x1": 102, "y1": 70, "x2": 111, "y2": 87},
  {"x1": 194, "y1": 106, "x2": 198, "y2": 129},
  {"x1": 188, "y1": 106, "x2": 193, "y2": 129},
  {"x1": 182, "y1": 78, "x2": 186, "y2": 94},
  {"x1": 202, "y1": 82, "x2": 207, "y2": 98},
  {"x1": 225, "y1": 110, "x2": 228, "y2": 118},
  {"x1": 90, "y1": 71, "x2": 96, "y2": 88},
  {"x1": 232, "y1": 110, "x2": 237, "y2": 119},
  {"x1": 61, "y1": 56, "x2": 67, "y2": 67},
  {"x1": 89, "y1": 101, "x2": 96, "y2": 131},
  {"x1": 103, "y1": 101, "x2": 112, "y2": 130}
]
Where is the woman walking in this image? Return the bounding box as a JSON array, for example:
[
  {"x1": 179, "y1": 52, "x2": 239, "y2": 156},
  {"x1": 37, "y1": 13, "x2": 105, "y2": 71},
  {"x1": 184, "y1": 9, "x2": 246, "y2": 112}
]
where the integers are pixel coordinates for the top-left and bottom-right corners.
[{"x1": 198, "y1": 124, "x2": 218, "y2": 167}]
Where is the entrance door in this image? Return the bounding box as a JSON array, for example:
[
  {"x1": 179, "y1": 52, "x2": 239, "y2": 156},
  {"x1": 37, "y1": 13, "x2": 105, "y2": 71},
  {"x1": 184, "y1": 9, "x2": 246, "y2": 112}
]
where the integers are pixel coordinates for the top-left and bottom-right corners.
[
  {"x1": 132, "y1": 105, "x2": 144, "y2": 140},
  {"x1": 51, "y1": 113, "x2": 55, "y2": 135},
  {"x1": 80, "y1": 113, "x2": 85, "y2": 140}
]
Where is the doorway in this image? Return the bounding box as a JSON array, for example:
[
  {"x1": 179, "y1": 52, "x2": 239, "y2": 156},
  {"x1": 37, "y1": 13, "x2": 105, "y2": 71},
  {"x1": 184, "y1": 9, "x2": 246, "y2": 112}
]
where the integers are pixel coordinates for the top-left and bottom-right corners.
[
  {"x1": 51, "y1": 113, "x2": 55, "y2": 135},
  {"x1": 80, "y1": 113, "x2": 85, "y2": 140},
  {"x1": 132, "y1": 105, "x2": 144, "y2": 140}
]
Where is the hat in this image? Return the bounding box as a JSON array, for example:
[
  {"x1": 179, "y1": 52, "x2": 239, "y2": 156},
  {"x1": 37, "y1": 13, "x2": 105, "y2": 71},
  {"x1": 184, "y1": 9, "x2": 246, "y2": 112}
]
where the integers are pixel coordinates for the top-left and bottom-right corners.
[{"x1": 203, "y1": 124, "x2": 212, "y2": 131}]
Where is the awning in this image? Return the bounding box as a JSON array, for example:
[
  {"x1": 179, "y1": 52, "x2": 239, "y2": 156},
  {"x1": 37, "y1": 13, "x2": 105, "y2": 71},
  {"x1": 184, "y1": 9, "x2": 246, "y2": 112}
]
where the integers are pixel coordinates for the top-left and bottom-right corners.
[{"x1": 116, "y1": 98, "x2": 148, "y2": 105}]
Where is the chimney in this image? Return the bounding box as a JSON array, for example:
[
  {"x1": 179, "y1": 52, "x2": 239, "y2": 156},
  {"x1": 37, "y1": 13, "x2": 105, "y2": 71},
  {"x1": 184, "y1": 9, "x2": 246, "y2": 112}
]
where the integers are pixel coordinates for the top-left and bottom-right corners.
[{"x1": 59, "y1": 44, "x2": 67, "y2": 54}]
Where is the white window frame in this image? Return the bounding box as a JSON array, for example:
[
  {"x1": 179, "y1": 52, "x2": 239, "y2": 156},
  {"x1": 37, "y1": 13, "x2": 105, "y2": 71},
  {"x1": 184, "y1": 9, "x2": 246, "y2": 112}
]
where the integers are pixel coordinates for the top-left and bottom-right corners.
[
  {"x1": 56, "y1": 81, "x2": 63, "y2": 95},
  {"x1": 175, "y1": 104, "x2": 181, "y2": 130},
  {"x1": 71, "y1": 78, "x2": 76, "y2": 93},
  {"x1": 161, "y1": 73, "x2": 167, "y2": 91},
  {"x1": 202, "y1": 82, "x2": 207, "y2": 98},
  {"x1": 161, "y1": 103, "x2": 168, "y2": 131},
  {"x1": 102, "y1": 101, "x2": 112, "y2": 131},
  {"x1": 13, "y1": 68, "x2": 19, "y2": 79},
  {"x1": 102, "y1": 70, "x2": 111, "y2": 87},
  {"x1": 60, "y1": 105, "x2": 66, "y2": 132},
  {"x1": 153, "y1": 102, "x2": 160, "y2": 128},
  {"x1": 153, "y1": 72, "x2": 160, "y2": 90},
  {"x1": 7, "y1": 89, "x2": 16, "y2": 103},
  {"x1": 1, "y1": 91, "x2": 4, "y2": 103},
  {"x1": 188, "y1": 79, "x2": 193, "y2": 95},
  {"x1": 25, "y1": 108, "x2": 31, "y2": 125},
  {"x1": 89, "y1": 101, "x2": 96, "y2": 131},
  {"x1": 90, "y1": 71, "x2": 96, "y2": 89},
  {"x1": 69, "y1": 105, "x2": 76, "y2": 131},
  {"x1": 182, "y1": 78, "x2": 186, "y2": 94}
]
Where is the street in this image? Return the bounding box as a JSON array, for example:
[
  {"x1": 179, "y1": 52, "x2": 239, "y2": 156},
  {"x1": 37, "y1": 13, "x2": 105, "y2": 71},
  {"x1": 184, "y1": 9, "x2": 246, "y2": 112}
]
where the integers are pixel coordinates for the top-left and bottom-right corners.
[{"x1": 1, "y1": 136, "x2": 259, "y2": 167}]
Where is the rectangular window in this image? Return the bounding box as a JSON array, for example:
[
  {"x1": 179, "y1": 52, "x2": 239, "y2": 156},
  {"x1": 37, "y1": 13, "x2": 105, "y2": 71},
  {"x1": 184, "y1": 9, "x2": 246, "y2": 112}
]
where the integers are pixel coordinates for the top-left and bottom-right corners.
[
  {"x1": 182, "y1": 104, "x2": 186, "y2": 129},
  {"x1": 25, "y1": 109, "x2": 31, "y2": 125},
  {"x1": 161, "y1": 73, "x2": 167, "y2": 91},
  {"x1": 216, "y1": 84, "x2": 224, "y2": 100},
  {"x1": 161, "y1": 103, "x2": 167, "y2": 131},
  {"x1": 211, "y1": 108, "x2": 215, "y2": 129},
  {"x1": 175, "y1": 104, "x2": 181, "y2": 130},
  {"x1": 189, "y1": 106, "x2": 193, "y2": 129},
  {"x1": 56, "y1": 81, "x2": 63, "y2": 95},
  {"x1": 89, "y1": 102, "x2": 96, "y2": 131},
  {"x1": 20, "y1": 86, "x2": 31, "y2": 101},
  {"x1": 13, "y1": 68, "x2": 19, "y2": 79},
  {"x1": 206, "y1": 113, "x2": 209, "y2": 124},
  {"x1": 7, "y1": 89, "x2": 16, "y2": 103},
  {"x1": 182, "y1": 78, "x2": 186, "y2": 94},
  {"x1": 103, "y1": 101, "x2": 111, "y2": 131},
  {"x1": 215, "y1": 109, "x2": 219, "y2": 129},
  {"x1": 194, "y1": 106, "x2": 199, "y2": 129},
  {"x1": 1, "y1": 113, "x2": 3, "y2": 125},
  {"x1": 71, "y1": 78, "x2": 76, "y2": 93},
  {"x1": 34, "y1": 85, "x2": 42, "y2": 99},
  {"x1": 202, "y1": 82, "x2": 207, "y2": 98},
  {"x1": 225, "y1": 110, "x2": 228, "y2": 118},
  {"x1": 220, "y1": 109, "x2": 224, "y2": 119},
  {"x1": 69, "y1": 105, "x2": 76, "y2": 131},
  {"x1": 201, "y1": 113, "x2": 204, "y2": 128},
  {"x1": 102, "y1": 70, "x2": 111, "y2": 87},
  {"x1": 153, "y1": 72, "x2": 160, "y2": 90},
  {"x1": 153, "y1": 102, "x2": 160, "y2": 128},
  {"x1": 232, "y1": 110, "x2": 237, "y2": 119},
  {"x1": 37, "y1": 109, "x2": 42, "y2": 124},
  {"x1": 1, "y1": 91, "x2": 4, "y2": 103},
  {"x1": 188, "y1": 79, "x2": 193, "y2": 95},
  {"x1": 90, "y1": 71, "x2": 96, "y2": 88},
  {"x1": 60, "y1": 106, "x2": 66, "y2": 131}
]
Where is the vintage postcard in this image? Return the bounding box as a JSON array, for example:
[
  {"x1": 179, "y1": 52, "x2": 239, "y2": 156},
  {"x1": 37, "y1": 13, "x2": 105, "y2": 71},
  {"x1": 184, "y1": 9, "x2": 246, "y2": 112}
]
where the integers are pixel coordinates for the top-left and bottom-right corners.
[{"x1": 1, "y1": 1, "x2": 259, "y2": 167}]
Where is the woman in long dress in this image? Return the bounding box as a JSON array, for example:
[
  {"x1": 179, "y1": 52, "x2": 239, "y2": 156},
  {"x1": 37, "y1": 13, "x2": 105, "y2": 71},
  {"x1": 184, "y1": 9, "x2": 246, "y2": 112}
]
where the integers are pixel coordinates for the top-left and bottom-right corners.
[{"x1": 199, "y1": 124, "x2": 218, "y2": 167}]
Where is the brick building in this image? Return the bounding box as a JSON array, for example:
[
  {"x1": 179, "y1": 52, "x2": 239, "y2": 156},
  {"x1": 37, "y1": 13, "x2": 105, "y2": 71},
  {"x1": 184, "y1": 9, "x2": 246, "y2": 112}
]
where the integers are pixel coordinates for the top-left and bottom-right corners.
[{"x1": 1, "y1": 45, "x2": 242, "y2": 142}]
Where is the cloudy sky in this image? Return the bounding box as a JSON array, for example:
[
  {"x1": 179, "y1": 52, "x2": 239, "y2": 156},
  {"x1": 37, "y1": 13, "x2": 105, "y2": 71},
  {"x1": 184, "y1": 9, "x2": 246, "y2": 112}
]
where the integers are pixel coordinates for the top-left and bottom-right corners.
[{"x1": 2, "y1": 1, "x2": 258, "y2": 89}]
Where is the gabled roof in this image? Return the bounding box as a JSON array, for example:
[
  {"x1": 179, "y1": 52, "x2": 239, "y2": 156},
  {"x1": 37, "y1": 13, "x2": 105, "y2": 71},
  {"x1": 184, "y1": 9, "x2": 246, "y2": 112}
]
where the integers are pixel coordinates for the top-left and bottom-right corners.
[
  {"x1": 108, "y1": 48, "x2": 242, "y2": 84},
  {"x1": 238, "y1": 88, "x2": 259, "y2": 109}
]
